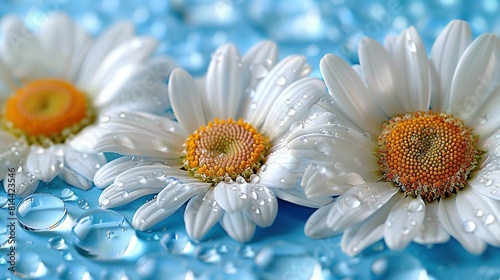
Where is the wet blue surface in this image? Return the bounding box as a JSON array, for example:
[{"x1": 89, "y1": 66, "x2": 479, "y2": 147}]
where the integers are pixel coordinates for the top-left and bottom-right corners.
[{"x1": 1, "y1": 0, "x2": 500, "y2": 279}]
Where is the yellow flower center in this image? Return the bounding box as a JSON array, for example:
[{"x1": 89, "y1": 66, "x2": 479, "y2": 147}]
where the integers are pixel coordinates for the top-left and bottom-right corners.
[
  {"x1": 184, "y1": 118, "x2": 270, "y2": 184},
  {"x1": 1, "y1": 79, "x2": 95, "y2": 145},
  {"x1": 377, "y1": 111, "x2": 481, "y2": 202}
]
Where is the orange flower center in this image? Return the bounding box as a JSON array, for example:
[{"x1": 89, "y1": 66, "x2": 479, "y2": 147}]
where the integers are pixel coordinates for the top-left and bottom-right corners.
[
  {"x1": 377, "y1": 111, "x2": 481, "y2": 202},
  {"x1": 184, "y1": 118, "x2": 269, "y2": 184},
  {"x1": 2, "y1": 79, "x2": 94, "y2": 144}
]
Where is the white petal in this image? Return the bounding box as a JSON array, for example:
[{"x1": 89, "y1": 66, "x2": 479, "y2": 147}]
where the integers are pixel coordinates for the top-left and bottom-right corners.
[
  {"x1": 214, "y1": 179, "x2": 250, "y2": 213},
  {"x1": 156, "y1": 180, "x2": 210, "y2": 209},
  {"x1": 169, "y1": 68, "x2": 206, "y2": 133},
  {"x1": 205, "y1": 44, "x2": 243, "y2": 120},
  {"x1": 473, "y1": 87, "x2": 500, "y2": 141},
  {"x1": 265, "y1": 148, "x2": 302, "y2": 171},
  {"x1": 63, "y1": 147, "x2": 106, "y2": 181},
  {"x1": 0, "y1": 57, "x2": 16, "y2": 99},
  {"x1": 413, "y1": 201, "x2": 450, "y2": 245},
  {"x1": 66, "y1": 23, "x2": 92, "y2": 81},
  {"x1": 241, "y1": 40, "x2": 278, "y2": 90},
  {"x1": 384, "y1": 196, "x2": 426, "y2": 250},
  {"x1": 319, "y1": 54, "x2": 386, "y2": 135},
  {"x1": 392, "y1": 27, "x2": 431, "y2": 112},
  {"x1": 448, "y1": 34, "x2": 500, "y2": 123},
  {"x1": 58, "y1": 167, "x2": 92, "y2": 190},
  {"x1": 184, "y1": 189, "x2": 223, "y2": 241},
  {"x1": 438, "y1": 196, "x2": 487, "y2": 254},
  {"x1": 0, "y1": 135, "x2": 27, "y2": 179},
  {"x1": 67, "y1": 124, "x2": 104, "y2": 153},
  {"x1": 258, "y1": 162, "x2": 297, "y2": 190},
  {"x1": 327, "y1": 182, "x2": 399, "y2": 230},
  {"x1": 78, "y1": 22, "x2": 135, "y2": 86},
  {"x1": 133, "y1": 199, "x2": 179, "y2": 231},
  {"x1": 273, "y1": 185, "x2": 332, "y2": 208},
  {"x1": 245, "y1": 55, "x2": 311, "y2": 128},
  {"x1": 4, "y1": 166, "x2": 39, "y2": 197},
  {"x1": 359, "y1": 37, "x2": 404, "y2": 117},
  {"x1": 456, "y1": 188, "x2": 500, "y2": 246},
  {"x1": 220, "y1": 211, "x2": 256, "y2": 242},
  {"x1": 468, "y1": 170, "x2": 500, "y2": 201},
  {"x1": 26, "y1": 145, "x2": 64, "y2": 182},
  {"x1": 429, "y1": 20, "x2": 472, "y2": 111},
  {"x1": 244, "y1": 185, "x2": 278, "y2": 227},
  {"x1": 305, "y1": 202, "x2": 342, "y2": 239},
  {"x1": 261, "y1": 77, "x2": 325, "y2": 140}
]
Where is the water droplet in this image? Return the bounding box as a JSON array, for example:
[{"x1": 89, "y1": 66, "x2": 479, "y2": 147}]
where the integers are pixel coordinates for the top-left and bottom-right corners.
[
  {"x1": 250, "y1": 102, "x2": 258, "y2": 110},
  {"x1": 314, "y1": 140, "x2": 330, "y2": 155},
  {"x1": 78, "y1": 199, "x2": 89, "y2": 209},
  {"x1": 119, "y1": 112, "x2": 126, "y2": 118},
  {"x1": 71, "y1": 209, "x2": 139, "y2": 261},
  {"x1": 299, "y1": 136, "x2": 308, "y2": 143},
  {"x1": 113, "y1": 134, "x2": 135, "y2": 148},
  {"x1": 407, "y1": 201, "x2": 424, "y2": 213},
  {"x1": 249, "y1": 63, "x2": 268, "y2": 79},
  {"x1": 484, "y1": 214, "x2": 495, "y2": 225},
  {"x1": 237, "y1": 245, "x2": 256, "y2": 258},
  {"x1": 136, "y1": 254, "x2": 191, "y2": 279},
  {"x1": 161, "y1": 232, "x2": 194, "y2": 255},
  {"x1": 57, "y1": 264, "x2": 92, "y2": 280},
  {"x1": 275, "y1": 75, "x2": 287, "y2": 86},
  {"x1": 62, "y1": 251, "x2": 74, "y2": 261},
  {"x1": 152, "y1": 170, "x2": 166, "y2": 179},
  {"x1": 463, "y1": 220, "x2": 477, "y2": 233},
  {"x1": 254, "y1": 242, "x2": 322, "y2": 279},
  {"x1": 151, "y1": 138, "x2": 170, "y2": 152},
  {"x1": 195, "y1": 246, "x2": 221, "y2": 263},
  {"x1": 279, "y1": 178, "x2": 286, "y2": 183},
  {"x1": 14, "y1": 251, "x2": 48, "y2": 278},
  {"x1": 136, "y1": 175, "x2": 147, "y2": 184},
  {"x1": 344, "y1": 194, "x2": 361, "y2": 208},
  {"x1": 16, "y1": 193, "x2": 67, "y2": 231},
  {"x1": 485, "y1": 179, "x2": 494, "y2": 186},
  {"x1": 48, "y1": 236, "x2": 67, "y2": 250},
  {"x1": 362, "y1": 132, "x2": 371, "y2": 139},
  {"x1": 371, "y1": 253, "x2": 427, "y2": 280},
  {"x1": 0, "y1": 196, "x2": 8, "y2": 208},
  {"x1": 60, "y1": 188, "x2": 75, "y2": 201},
  {"x1": 100, "y1": 115, "x2": 111, "y2": 123},
  {"x1": 475, "y1": 209, "x2": 484, "y2": 218},
  {"x1": 286, "y1": 108, "x2": 296, "y2": 116}
]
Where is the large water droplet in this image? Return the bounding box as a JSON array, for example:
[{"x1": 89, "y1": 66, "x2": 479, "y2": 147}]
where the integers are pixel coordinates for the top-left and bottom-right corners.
[
  {"x1": 161, "y1": 232, "x2": 194, "y2": 255},
  {"x1": 60, "y1": 188, "x2": 75, "y2": 201},
  {"x1": 371, "y1": 253, "x2": 427, "y2": 280},
  {"x1": 16, "y1": 193, "x2": 67, "y2": 231},
  {"x1": 462, "y1": 220, "x2": 477, "y2": 233},
  {"x1": 57, "y1": 264, "x2": 92, "y2": 280},
  {"x1": 254, "y1": 242, "x2": 322, "y2": 280},
  {"x1": 48, "y1": 235, "x2": 67, "y2": 250},
  {"x1": 136, "y1": 254, "x2": 191, "y2": 280},
  {"x1": 407, "y1": 201, "x2": 424, "y2": 213},
  {"x1": 344, "y1": 194, "x2": 361, "y2": 208},
  {"x1": 275, "y1": 75, "x2": 287, "y2": 86},
  {"x1": 71, "y1": 209, "x2": 140, "y2": 261},
  {"x1": 14, "y1": 251, "x2": 48, "y2": 278},
  {"x1": 314, "y1": 140, "x2": 330, "y2": 155},
  {"x1": 78, "y1": 199, "x2": 89, "y2": 209}
]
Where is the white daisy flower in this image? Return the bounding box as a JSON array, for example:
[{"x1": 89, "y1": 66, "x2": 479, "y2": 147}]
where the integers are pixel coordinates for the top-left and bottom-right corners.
[
  {"x1": 287, "y1": 20, "x2": 500, "y2": 255},
  {"x1": 93, "y1": 41, "x2": 332, "y2": 242},
  {"x1": 0, "y1": 14, "x2": 174, "y2": 196}
]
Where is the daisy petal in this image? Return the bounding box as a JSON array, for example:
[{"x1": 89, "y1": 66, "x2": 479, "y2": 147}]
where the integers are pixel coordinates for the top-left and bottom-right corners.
[
  {"x1": 99, "y1": 183, "x2": 163, "y2": 209},
  {"x1": 241, "y1": 40, "x2": 278, "y2": 90},
  {"x1": 67, "y1": 124, "x2": 104, "y2": 153},
  {"x1": 456, "y1": 188, "x2": 500, "y2": 246},
  {"x1": 220, "y1": 211, "x2": 256, "y2": 242},
  {"x1": 413, "y1": 201, "x2": 450, "y2": 245},
  {"x1": 246, "y1": 55, "x2": 311, "y2": 128},
  {"x1": 63, "y1": 147, "x2": 106, "y2": 181},
  {"x1": 261, "y1": 77, "x2": 325, "y2": 140},
  {"x1": 0, "y1": 134, "x2": 27, "y2": 180},
  {"x1": 305, "y1": 202, "x2": 342, "y2": 239},
  {"x1": 273, "y1": 184, "x2": 333, "y2": 208},
  {"x1": 319, "y1": 54, "x2": 386, "y2": 135},
  {"x1": 0, "y1": 57, "x2": 16, "y2": 98},
  {"x1": 448, "y1": 34, "x2": 499, "y2": 123},
  {"x1": 58, "y1": 167, "x2": 92, "y2": 190},
  {"x1": 468, "y1": 170, "x2": 500, "y2": 201},
  {"x1": 66, "y1": 23, "x2": 92, "y2": 81},
  {"x1": 384, "y1": 196, "x2": 426, "y2": 250},
  {"x1": 133, "y1": 199, "x2": 179, "y2": 231},
  {"x1": 438, "y1": 196, "x2": 487, "y2": 254},
  {"x1": 392, "y1": 27, "x2": 431, "y2": 112},
  {"x1": 184, "y1": 189, "x2": 223, "y2": 241},
  {"x1": 4, "y1": 166, "x2": 39, "y2": 198},
  {"x1": 26, "y1": 145, "x2": 65, "y2": 182},
  {"x1": 359, "y1": 37, "x2": 404, "y2": 117},
  {"x1": 258, "y1": 162, "x2": 297, "y2": 190},
  {"x1": 169, "y1": 68, "x2": 206, "y2": 133},
  {"x1": 429, "y1": 20, "x2": 472, "y2": 111},
  {"x1": 244, "y1": 185, "x2": 278, "y2": 227},
  {"x1": 327, "y1": 182, "x2": 399, "y2": 231},
  {"x1": 205, "y1": 44, "x2": 243, "y2": 120},
  {"x1": 214, "y1": 179, "x2": 250, "y2": 213},
  {"x1": 156, "y1": 180, "x2": 210, "y2": 209}
]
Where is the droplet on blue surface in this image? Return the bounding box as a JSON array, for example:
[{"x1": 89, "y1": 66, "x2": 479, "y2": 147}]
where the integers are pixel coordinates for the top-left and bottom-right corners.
[
  {"x1": 14, "y1": 251, "x2": 48, "y2": 278},
  {"x1": 62, "y1": 251, "x2": 74, "y2": 261},
  {"x1": 57, "y1": 264, "x2": 92, "y2": 280},
  {"x1": 237, "y1": 245, "x2": 256, "y2": 258},
  {"x1": 161, "y1": 232, "x2": 194, "y2": 255},
  {"x1": 71, "y1": 209, "x2": 140, "y2": 261},
  {"x1": 0, "y1": 196, "x2": 8, "y2": 207},
  {"x1": 78, "y1": 199, "x2": 90, "y2": 209},
  {"x1": 48, "y1": 235, "x2": 67, "y2": 250},
  {"x1": 254, "y1": 241, "x2": 322, "y2": 280},
  {"x1": 195, "y1": 245, "x2": 222, "y2": 263},
  {"x1": 16, "y1": 193, "x2": 67, "y2": 231},
  {"x1": 61, "y1": 188, "x2": 76, "y2": 201},
  {"x1": 371, "y1": 253, "x2": 428, "y2": 280},
  {"x1": 136, "y1": 254, "x2": 192, "y2": 280}
]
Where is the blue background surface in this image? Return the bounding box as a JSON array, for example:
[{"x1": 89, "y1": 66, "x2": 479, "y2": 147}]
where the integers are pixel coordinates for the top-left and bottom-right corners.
[{"x1": 1, "y1": 0, "x2": 500, "y2": 279}]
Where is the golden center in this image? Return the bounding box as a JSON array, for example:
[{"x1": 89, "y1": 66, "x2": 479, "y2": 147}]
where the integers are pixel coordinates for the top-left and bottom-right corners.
[
  {"x1": 184, "y1": 118, "x2": 269, "y2": 184},
  {"x1": 1, "y1": 79, "x2": 95, "y2": 145},
  {"x1": 377, "y1": 111, "x2": 481, "y2": 202}
]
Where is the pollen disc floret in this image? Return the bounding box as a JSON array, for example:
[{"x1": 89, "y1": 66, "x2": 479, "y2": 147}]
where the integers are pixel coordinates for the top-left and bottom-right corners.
[
  {"x1": 377, "y1": 111, "x2": 481, "y2": 202},
  {"x1": 184, "y1": 118, "x2": 270, "y2": 184},
  {"x1": 2, "y1": 79, "x2": 94, "y2": 145}
]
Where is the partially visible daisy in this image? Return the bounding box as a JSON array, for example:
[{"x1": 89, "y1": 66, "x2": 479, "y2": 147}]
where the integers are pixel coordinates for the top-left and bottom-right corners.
[
  {"x1": 93, "y1": 41, "x2": 332, "y2": 242},
  {"x1": 0, "y1": 14, "x2": 174, "y2": 196},
  {"x1": 287, "y1": 20, "x2": 500, "y2": 255}
]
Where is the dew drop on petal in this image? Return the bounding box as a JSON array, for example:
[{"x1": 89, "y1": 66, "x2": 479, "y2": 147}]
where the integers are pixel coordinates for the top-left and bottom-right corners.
[
  {"x1": 314, "y1": 140, "x2": 330, "y2": 155},
  {"x1": 161, "y1": 232, "x2": 194, "y2": 255},
  {"x1": 100, "y1": 115, "x2": 111, "y2": 123},
  {"x1": 152, "y1": 170, "x2": 166, "y2": 179},
  {"x1": 14, "y1": 251, "x2": 48, "y2": 278},
  {"x1": 407, "y1": 201, "x2": 424, "y2": 213},
  {"x1": 275, "y1": 75, "x2": 287, "y2": 86},
  {"x1": 136, "y1": 254, "x2": 191, "y2": 280},
  {"x1": 343, "y1": 194, "x2": 361, "y2": 208},
  {"x1": 48, "y1": 235, "x2": 67, "y2": 250},
  {"x1": 250, "y1": 102, "x2": 258, "y2": 110},
  {"x1": 16, "y1": 193, "x2": 67, "y2": 231},
  {"x1": 475, "y1": 209, "x2": 484, "y2": 218},
  {"x1": 371, "y1": 253, "x2": 427, "y2": 280},
  {"x1": 462, "y1": 220, "x2": 477, "y2": 233},
  {"x1": 71, "y1": 209, "x2": 139, "y2": 261},
  {"x1": 484, "y1": 214, "x2": 495, "y2": 226}
]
